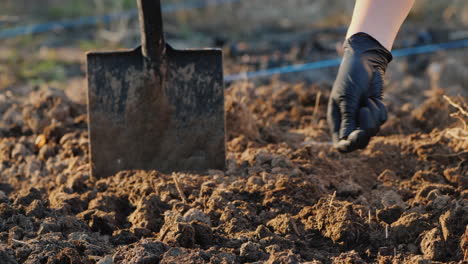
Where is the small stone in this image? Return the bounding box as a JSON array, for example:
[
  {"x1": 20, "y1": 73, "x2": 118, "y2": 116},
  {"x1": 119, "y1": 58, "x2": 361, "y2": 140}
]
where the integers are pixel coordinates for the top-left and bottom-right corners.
[{"x1": 34, "y1": 134, "x2": 47, "y2": 148}]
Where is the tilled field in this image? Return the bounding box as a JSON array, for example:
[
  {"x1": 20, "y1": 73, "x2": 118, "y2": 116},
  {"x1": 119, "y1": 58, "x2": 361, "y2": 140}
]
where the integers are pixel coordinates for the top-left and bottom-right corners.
[{"x1": 0, "y1": 37, "x2": 467, "y2": 263}]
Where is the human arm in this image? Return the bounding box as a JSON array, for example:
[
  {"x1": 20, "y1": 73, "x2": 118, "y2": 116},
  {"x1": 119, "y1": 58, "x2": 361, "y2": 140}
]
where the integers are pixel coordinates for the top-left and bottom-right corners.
[{"x1": 327, "y1": 0, "x2": 415, "y2": 153}]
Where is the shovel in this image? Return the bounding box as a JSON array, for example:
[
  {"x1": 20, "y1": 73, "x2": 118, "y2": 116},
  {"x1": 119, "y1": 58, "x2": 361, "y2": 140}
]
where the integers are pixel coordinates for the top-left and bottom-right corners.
[{"x1": 86, "y1": 0, "x2": 225, "y2": 178}]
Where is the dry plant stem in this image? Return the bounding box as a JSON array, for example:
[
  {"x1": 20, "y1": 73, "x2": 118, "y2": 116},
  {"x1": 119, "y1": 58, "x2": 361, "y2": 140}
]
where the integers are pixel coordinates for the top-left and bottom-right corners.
[
  {"x1": 11, "y1": 239, "x2": 30, "y2": 246},
  {"x1": 172, "y1": 173, "x2": 188, "y2": 203},
  {"x1": 291, "y1": 220, "x2": 302, "y2": 237},
  {"x1": 450, "y1": 113, "x2": 468, "y2": 130},
  {"x1": 428, "y1": 150, "x2": 468, "y2": 158},
  {"x1": 67, "y1": 157, "x2": 79, "y2": 172},
  {"x1": 328, "y1": 191, "x2": 336, "y2": 207},
  {"x1": 444, "y1": 95, "x2": 468, "y2": 117},
  {"x1": 312, "y1": 91, "x2": 322, "y2": 124},
  {"x1": 385, "y1": 224, "x2": 389, "y2": 240},
  {"x1": 368, "y1": 209, "x2": 372, "y2": 225},
  {"x1": 445, "y1": 129, "x2": 468, "y2": 141},
  {"x1": 444, "y1": 96, "x2": 468, "y2": 141}
]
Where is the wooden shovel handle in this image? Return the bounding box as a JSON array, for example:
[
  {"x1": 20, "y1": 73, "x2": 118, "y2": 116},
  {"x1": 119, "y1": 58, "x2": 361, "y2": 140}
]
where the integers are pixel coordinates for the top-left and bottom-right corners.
[{"x1": 137, "y1": 0, "x2": 165, "y2": 60}]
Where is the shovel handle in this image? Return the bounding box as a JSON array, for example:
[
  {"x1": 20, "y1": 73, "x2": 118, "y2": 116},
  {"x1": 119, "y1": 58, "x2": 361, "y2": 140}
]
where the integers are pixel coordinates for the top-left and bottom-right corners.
[{"x1": 137, "y1": 0, "x2": 165, "y2": 60}]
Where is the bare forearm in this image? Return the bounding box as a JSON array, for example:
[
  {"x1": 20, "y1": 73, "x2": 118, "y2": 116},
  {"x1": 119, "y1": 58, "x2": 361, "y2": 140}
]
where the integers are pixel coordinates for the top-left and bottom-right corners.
[{"x1": 346, "y1": 0, "x2": 415, "y2": 50}]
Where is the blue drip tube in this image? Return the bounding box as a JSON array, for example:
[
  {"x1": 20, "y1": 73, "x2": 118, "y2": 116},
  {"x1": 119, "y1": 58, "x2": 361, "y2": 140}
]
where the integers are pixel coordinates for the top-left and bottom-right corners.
[
  {"x1": 225, "y1": 38, "x2": 468, "y2": 82},
  {"x1": 0, "y1": 0, "x2": 241, "y2": 39}
]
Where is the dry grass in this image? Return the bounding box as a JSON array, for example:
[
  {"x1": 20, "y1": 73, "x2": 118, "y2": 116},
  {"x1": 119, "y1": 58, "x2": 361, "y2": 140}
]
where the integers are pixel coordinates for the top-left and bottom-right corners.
[{"x1": 444, "y1": 95, "x2": 468, "y2": 141}]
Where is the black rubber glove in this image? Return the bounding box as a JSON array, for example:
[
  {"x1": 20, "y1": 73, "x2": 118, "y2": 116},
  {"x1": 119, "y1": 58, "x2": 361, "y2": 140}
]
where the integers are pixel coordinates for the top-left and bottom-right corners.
[{"x1": 327, "y1": 32, "x2": 393, "y2": 153}]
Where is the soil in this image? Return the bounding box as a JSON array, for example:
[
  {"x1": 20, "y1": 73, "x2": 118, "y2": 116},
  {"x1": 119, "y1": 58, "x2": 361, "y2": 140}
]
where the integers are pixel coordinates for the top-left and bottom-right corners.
[{"x1": 0, "y1": 29, "x2": 467, "y2": 264}]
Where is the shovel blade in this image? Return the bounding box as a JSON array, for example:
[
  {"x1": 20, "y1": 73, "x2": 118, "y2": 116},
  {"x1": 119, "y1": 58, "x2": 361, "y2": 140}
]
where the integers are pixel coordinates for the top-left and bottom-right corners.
[{"x1": 87, "y1": 45, "x2": 225, "y2": 178}]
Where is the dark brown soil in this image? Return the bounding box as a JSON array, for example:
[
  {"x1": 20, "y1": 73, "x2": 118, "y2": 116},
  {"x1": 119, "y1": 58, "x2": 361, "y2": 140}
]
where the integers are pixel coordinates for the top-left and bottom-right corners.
[{"x1": 0, "y1": 35, "x2": 467, "y2": 264}]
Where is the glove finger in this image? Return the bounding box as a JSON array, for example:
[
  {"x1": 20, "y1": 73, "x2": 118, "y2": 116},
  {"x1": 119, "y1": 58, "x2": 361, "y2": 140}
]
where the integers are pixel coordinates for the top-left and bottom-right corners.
[
  {"x1": 337, "y1": 107, "x2": 373, "y2": 152},
  {"x1": 372, "y1": 99, "x2": 388, "y2": 125},
  {"x1": 336, "y1": 107, "x2": 372, "y2": 152},
  {"x1": 338, "y1": 96, "x2": 359, "y2": 140},
  {"x1": 360, "y1": 106, "x2": 380, "y2": 138},
  {"x1": 336, "y1": 129, "x2": 368, "y2": 153},
  {"x1": 327, "y1": 99, "x2": 341, "y2": 144},
  {"x1": 365, "y1": 100, "x2": 382, "y2": 136},
  {"x1": 370, "y1": 70, "x2": 384, "y2": 99}
]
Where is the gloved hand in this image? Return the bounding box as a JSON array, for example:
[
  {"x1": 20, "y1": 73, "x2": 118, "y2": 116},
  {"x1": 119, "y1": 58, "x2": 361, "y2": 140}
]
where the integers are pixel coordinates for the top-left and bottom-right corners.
[{"x1": 327, "y1": 32, "x2": 393, "y2": 153}]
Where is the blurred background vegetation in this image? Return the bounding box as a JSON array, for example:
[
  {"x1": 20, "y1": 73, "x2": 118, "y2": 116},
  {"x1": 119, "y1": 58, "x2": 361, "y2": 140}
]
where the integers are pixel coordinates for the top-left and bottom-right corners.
[
  {"x1": 0, "y1": 0, "x2": 467, "y2": 91},
  {"x1": 2, "y1": 0, "x2": 467, "y2": 42}
]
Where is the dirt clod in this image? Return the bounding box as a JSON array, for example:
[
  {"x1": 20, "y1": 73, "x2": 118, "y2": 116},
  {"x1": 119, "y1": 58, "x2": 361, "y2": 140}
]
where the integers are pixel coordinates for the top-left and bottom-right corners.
[
  {"x1": 420, "y1": 227, "x2": 447, "y2": 261},
  {"x1": 240, "y1": 241, "x2": 268, "y2": 262},
  {"x1": 391, "y1": 213, "x2": 431, "y2": 244},
  {"x1": 315, "y1": 199, "x2": 368, "y2": 247},
  {"x1": 377, "y1": 205, "x2": 403, "y2": 225},
  {"x1": 113, "y1": 239, "x2": 169, "y2": 264}
]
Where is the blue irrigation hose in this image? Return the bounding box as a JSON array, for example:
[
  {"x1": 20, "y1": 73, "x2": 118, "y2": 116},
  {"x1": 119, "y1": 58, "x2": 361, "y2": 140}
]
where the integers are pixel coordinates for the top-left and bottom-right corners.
[
  {"x1": 225, "y1": 38, "x2": 468, "y2": 82},
  {"x1": 0, "y1": 10, "x2": 138, "y2": 39},
  {"x1": 0, "y1": 0, "x2": 241, "y2": 39}
]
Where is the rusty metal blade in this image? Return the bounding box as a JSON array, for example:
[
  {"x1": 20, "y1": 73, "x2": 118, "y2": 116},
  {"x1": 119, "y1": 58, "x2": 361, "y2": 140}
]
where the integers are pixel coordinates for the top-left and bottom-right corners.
[{"x1": 87, "y1": 44, "x2": 225, "y2": 178}]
